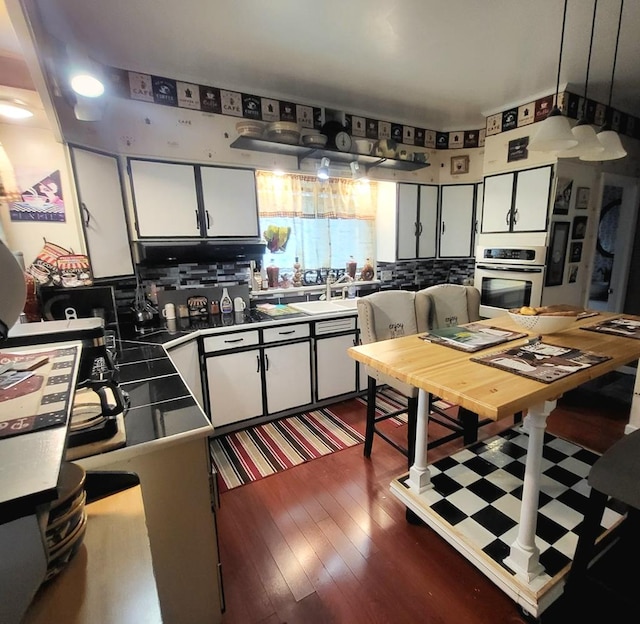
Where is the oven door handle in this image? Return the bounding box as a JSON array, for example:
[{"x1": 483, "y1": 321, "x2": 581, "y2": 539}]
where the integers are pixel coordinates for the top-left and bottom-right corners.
[{"x1": 476, "y1": 264, "x2": 543, "y2": 273}]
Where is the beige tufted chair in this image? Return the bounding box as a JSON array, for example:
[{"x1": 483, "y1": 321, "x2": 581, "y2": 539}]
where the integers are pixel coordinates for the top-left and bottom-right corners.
[{"x1": 357, "y1": 290, "x2": 421, "y2": 466}]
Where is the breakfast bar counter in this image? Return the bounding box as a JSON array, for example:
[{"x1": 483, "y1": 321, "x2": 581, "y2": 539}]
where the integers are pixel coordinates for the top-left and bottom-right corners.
[{"x1": 348, "y1": 312, "x2": 640, "y2": 617}]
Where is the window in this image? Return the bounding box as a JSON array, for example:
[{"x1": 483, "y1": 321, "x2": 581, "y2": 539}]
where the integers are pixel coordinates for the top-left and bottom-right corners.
[{"x1": 256, "y1": 170, "x2": 381, "y2": 277}]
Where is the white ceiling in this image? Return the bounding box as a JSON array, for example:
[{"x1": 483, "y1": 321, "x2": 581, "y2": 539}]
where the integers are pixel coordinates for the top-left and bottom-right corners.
[{"x1": 4, "y1": 0, "x2": 640, "y2": 132}]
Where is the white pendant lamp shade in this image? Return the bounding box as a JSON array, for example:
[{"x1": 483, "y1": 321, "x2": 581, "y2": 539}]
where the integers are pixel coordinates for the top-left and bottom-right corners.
[
  {"x1": 580, "y1": 127, "x2": 627, "y2": 161},
  {"x1": 528, "y1": 108, "x2": 578, "y2": 152},
  {"x1": 557, "y1": 121, "x2": 603, "y2": 158}
]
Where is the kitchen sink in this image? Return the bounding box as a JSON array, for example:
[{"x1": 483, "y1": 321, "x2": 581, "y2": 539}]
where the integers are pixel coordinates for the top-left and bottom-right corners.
[{"x1": 288, "y1": 299, "x2": 359, "y2": 315}]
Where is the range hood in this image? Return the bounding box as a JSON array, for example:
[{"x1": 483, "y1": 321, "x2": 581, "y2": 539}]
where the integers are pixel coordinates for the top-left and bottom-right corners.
[{"x1": 135, "y1": 239, "x2": 266, "y2": 265}]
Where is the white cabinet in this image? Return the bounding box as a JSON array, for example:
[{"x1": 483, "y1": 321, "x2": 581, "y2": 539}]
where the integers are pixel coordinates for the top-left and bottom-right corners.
[
  {"x1": 130, "y1": 159, "x2": 200, "y2": 238},
  {"x1": 200, "y1": 167, "x2": 259, "y2": 238},
  {"x1": 481, "y1": 165, "x2": 553, "y2": 233},
  {"x1": 206, "y1": 349, "x2": 263, "y2": 427},
  {"x1": 439, "y1": 184, "x2": 476, "y2": 257},
  {"x1": 316, "y1": 334, "x2": 358, "y2": 400},
  {"x1": 70, "y1": 146, "x2": 134, "y2": 278},
  {"x1": 129, "y1": 158, "x2": 260, "y2": 240},
  {"x1": 167, "y1": 340, "x2": 204, "y2": 409},
  {"x1": 314, "y1": 317, "x2": 358, "y2": 401},
  {"x1": 396, "y1": 183, "x2": 438, "y2": 260},
  {"x1": 264, "y1": 342, "x2": 312, "y2": 414}
]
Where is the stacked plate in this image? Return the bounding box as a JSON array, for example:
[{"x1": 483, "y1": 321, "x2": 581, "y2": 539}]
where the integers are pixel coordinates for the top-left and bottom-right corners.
[
  {"x1": 43, "y1": 462, "x2": 87, "y2": 582},
  {"x1": 265, "y1": 121, "x2": 301, "y2": 145}
]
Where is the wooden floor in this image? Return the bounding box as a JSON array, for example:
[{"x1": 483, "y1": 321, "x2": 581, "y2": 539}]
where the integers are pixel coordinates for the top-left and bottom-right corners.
[{"x1": 217, "y1": 376, "x2": 635, "y2": 624}]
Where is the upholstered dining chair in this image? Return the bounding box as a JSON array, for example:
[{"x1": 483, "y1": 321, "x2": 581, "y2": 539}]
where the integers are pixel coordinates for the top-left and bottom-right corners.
[
  {"x1": 357, "y1": 290, "x2": 422, "y2": 467},
  {"x1": 414, "y1": 284, "x2": 493, "y2": 446}
]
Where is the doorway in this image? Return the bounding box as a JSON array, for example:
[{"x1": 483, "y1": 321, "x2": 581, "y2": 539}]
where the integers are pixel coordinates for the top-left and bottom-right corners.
[{"x1": 588, "y1": 174, "x2": 639, "y2": 312}]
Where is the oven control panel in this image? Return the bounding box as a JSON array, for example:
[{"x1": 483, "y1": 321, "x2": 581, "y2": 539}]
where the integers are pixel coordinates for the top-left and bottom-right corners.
[{"x1": 482, "y1": 248, "x2": 537, "y2": 261}]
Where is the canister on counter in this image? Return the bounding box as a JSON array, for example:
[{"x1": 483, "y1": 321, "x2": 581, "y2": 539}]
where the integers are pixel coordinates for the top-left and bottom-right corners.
[{"x1": 210, "y1": 300, "x2": 220, "y2": 315}]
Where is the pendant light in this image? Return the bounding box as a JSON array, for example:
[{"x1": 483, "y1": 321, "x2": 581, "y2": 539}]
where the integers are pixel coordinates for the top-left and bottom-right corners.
[
  {"x1": 317, "y1": 157, "x2": 330, "y2": 180},
  {"x1": 558, "y1": 0, "x2": 603, "y2": 158},
  {"x1": 581, "y1": 0, "x2": 627, "y2": 161},
  {"x1": 528, "y1": 0, "x2": 578, "y2": 152}
]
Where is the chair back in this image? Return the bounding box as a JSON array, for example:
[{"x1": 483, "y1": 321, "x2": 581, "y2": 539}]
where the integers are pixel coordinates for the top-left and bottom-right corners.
[
  {"x1": 415, "y1": 284, "x2": 480, "y2": 331},
  {"x1": 357, "y1": 290, "x2": 419, "y2": 345}
]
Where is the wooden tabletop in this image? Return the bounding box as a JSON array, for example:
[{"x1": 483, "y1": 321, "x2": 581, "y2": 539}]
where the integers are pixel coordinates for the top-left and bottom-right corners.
[{"x1": 349, "y1": 312, "x2": 640, "y2": 420}]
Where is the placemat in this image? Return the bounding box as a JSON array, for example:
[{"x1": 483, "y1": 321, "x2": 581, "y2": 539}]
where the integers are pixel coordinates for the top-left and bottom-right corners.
[
  {"x1": 581, "y1": 316, "x2": 640, "y2": 339},
  {"x1": 421, "y1": 323, "x2": 527, "y2": 352},
  {"x1": 0, "y1": 346, "x2": 79, "y2": 440},
  {"x1": 471, "y1": 341, "x2": 611, "y2": 383}
]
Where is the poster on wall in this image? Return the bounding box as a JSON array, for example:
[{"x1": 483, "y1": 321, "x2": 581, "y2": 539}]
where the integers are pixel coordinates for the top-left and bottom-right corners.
[
  {"x1": 553, "y1": 178, "x2": 573, "y2": 215},
  {"x1": 545, "y1": 221, "x2": 570, "y2": 286},
  {"x1": 10, "y1": 171, "x2": 66, "y2": 222}
]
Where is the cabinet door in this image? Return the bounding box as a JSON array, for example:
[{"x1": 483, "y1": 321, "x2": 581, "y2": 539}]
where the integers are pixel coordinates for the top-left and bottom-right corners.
[
  {"x1": 200, "y1": 167, "x2": 259, "y2": 237},
  {"x1": 70, "y1": 147, "x2": 134, "y2": 278},
  {"x1": 206, "y1": 350, "x2": 263, "y2": 426},
  {"x1": 167, "y1": 340, "x2": 203, "y2": 409},
  {"x1": 130, "y1": 160, "x2": 200, "y2": 238},
  {"x1": 397, "y1": 184, "x2": 418, "y2": 259},
  {"x1": 439, "y1": 184, "x2": 475, "y2": 257},
  {"x1": 417, "y1": 185, "x2": 438, "y2": 258},
  {"x1": 481, "y1": 172, "x2": 514, "y2": 233},
  {"x1": 512, "y1": 166, "x2": 552, "y2": 232},
  {"x1": 316, "y1": 334, "x2": 357, "y2": 401},
  {"x1": 264, "y1": 342, "x2": 312, "y2": 414}
]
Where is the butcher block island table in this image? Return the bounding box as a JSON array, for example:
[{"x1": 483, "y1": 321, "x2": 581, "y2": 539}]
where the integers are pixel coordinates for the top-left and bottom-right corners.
[{"x1": 348, "y1": 312, "x2": 640, "y2": 618}]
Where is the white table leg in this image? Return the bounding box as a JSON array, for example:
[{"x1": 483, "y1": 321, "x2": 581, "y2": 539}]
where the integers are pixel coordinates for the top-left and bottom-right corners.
[
  {"x1": 504, "y1": 400, "x2": 556, "y2": 582},
  {"x1": 408, "y1": 389, "x2": 432, "y2": 493}
]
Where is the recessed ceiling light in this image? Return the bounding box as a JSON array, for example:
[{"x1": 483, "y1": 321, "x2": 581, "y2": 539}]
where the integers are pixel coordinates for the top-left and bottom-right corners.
[
  {"x1": 70, "y1": 73, "x2": 105, "y2": 98},
  {"x1": 0, "y1": 100, "x2": 33, "y2": 119}
]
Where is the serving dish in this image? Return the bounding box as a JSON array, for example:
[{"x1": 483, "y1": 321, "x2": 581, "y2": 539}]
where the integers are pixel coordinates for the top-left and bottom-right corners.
[
  {"x1": 302, "y1": 133, "x2": 328, "y2": 147},
  {"x1": 235, "y1": 120, "x2": 265, "y2": 138},
  {"x1": 508, "y1": 305, "x2": 580, "y2": 333},
  {"x1": 265, "y1": 121, "x2": 301, "y2": 145}
]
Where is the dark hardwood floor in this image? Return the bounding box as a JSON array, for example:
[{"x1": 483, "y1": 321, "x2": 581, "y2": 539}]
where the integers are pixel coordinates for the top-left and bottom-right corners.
[{"x1": 217, "y1": 377, "x2": 634, "y2": 624}]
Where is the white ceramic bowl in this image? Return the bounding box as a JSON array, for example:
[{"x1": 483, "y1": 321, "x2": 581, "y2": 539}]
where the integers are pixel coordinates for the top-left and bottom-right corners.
[
  {"x1": 235, "y1": 120, "x2": 265, "y2": 138},
  {"x1": 302, "y1": 133, "x2": 328, "y2": 147},
  {"x1": 265, "y1": 122, "x2": 301, "y2": 145},
  {"x1": 508, "y1": 311, "x2": 578, "y2": 333}
]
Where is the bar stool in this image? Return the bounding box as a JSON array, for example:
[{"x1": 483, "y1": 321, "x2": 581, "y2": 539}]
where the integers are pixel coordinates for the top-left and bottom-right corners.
[
  {"x1": 357, "y1": 290, "x2": 420, "y2": 468},
  {"x1": 565, "y1": 429, "x2": 640, "y2": 603}
]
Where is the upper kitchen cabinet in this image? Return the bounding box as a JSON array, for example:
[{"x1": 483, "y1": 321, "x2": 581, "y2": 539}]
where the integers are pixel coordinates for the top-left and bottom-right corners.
[
  {"x1": 129, "y1": 159, "x2": 200, "y2": 238},
  {"x1": 481, "y1": 165, "x2": 553, "y2": 234},
  {"x1": 200, "y1": 166, "x2": 259, "y2": 238},
  {"x1": 378, "y1": 183, "x2": 437, "y2": 262},
  {"x1": 128, "y1": 159, "x2": 259, "y2": 239},
  {"x1": 69, "y1": 146, "x2": 134, "y2": 278},
  {"x1": 439, "y1": 184, "x2": 476, "y2": 257}
]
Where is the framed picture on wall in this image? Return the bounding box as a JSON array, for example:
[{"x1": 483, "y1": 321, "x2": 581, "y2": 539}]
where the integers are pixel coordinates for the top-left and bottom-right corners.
[
  {"x1": 545, "y1": 221, "x2": 570, "y2": 286},
  {"x1": 572, "y1": 216, "x2": 588, "y2": 240},
  {"x1": 450, "y1": 155, "x2": 469, "y2": 175},
  {"x1": 553, "y1": 178, "x2": 573, "y2": 215},
  {"x1": 568, "y1": 265, "x2": 579, "y2": 283},
  {"x1": 570, "y1": 242, "x2": 583, "y2": 263},
  {"x1": 576, "y1": 187, "x2": 590, "y2": 209}
]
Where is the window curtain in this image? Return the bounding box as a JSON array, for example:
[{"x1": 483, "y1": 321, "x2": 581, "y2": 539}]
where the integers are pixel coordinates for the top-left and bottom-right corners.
[{"x1": 256, "y1": 170, "x2": 378, "y2": 220}]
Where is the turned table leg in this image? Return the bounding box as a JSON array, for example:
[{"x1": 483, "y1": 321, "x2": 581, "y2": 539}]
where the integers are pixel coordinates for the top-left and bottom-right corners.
[{"x1": 407, "y1": 389, "x2": 432, "y2": 493}]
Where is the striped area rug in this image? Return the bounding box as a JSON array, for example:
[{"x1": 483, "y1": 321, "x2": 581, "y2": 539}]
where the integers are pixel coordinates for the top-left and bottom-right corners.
[{"x1": 211, "y1": 408, "x2": 364, "y2": 492}]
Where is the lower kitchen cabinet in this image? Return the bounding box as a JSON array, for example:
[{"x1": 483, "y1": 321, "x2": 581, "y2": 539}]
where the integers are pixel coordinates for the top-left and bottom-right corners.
[
  {"x1": 315, "y1": 317, "x2": 358, "y2": 401},
  {"x1": 166, "y1": 340, "x2": 204, "y2": 409},
  {"x1": 264, "y1": 341, "x2": 312, "y2": 414},
  {"x1": 206, "y1": 348, "x2": 263, "y2": 427}
]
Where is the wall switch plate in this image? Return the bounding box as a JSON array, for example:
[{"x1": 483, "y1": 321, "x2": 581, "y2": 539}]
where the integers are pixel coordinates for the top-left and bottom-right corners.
[{"x1": 381, "y1": 270, "x2": 393, "y2": 282}]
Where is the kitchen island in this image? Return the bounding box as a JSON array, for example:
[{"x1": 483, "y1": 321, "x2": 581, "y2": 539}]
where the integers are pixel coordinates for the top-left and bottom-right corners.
[{"x1": 348, "y1": 312, "x2": 640, "y2": 617}]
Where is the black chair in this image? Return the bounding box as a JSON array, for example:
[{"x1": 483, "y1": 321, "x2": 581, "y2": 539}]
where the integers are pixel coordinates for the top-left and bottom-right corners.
[{"x1": 564, "y1": 429, "x2": 640, "y2": 608}]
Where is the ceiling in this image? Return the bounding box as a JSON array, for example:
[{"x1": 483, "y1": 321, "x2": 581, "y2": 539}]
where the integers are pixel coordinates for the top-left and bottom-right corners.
[{"x1": 2, "y1": 0, "x2": 640, "y2": 132}]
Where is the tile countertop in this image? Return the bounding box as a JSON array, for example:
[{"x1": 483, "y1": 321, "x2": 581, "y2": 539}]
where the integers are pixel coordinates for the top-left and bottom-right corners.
[{"x1": 109, "y1": 304, "x2": 359, "y2": 459}]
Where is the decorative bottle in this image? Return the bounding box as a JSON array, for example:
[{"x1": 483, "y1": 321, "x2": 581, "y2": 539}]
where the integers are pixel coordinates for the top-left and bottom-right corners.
[
  {"x1": 220, "y1": 287, "x2": 233, "y2": 314},
  {"x1": 266, "y1": 259, "x2": 279, "y2": 289},
  {"x1": 361, "y1": 258, "x2": 375, "y2": 281},
  {"x1": 346, "y1": 256, "x2": 357, "y2": 279},
  {"x1": 292, "y1": 257, "x2": 303, "y2": 287}
]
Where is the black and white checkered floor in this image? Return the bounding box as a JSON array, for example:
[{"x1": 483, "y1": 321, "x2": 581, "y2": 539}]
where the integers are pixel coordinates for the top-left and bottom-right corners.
[{"x1": 399, "y1": 426, "x2": 625, "y2": 582}]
